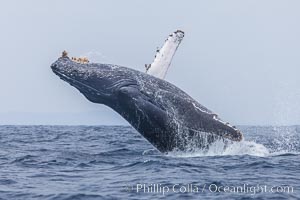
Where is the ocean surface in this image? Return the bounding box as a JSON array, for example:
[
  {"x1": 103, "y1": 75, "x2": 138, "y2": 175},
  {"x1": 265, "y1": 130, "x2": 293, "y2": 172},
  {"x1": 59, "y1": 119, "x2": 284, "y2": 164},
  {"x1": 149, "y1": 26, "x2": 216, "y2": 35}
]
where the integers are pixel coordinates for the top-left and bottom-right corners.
[{"x1": 0, "y1": 125, "x2": 299, "y2": 200}]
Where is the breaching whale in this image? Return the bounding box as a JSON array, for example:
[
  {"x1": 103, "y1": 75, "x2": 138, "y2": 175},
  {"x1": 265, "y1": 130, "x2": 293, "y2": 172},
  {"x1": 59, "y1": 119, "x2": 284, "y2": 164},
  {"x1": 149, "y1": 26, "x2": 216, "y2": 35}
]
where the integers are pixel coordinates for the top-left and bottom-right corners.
[{"x1": 51, "y1": 52, "x2": 243, "y2": 153}]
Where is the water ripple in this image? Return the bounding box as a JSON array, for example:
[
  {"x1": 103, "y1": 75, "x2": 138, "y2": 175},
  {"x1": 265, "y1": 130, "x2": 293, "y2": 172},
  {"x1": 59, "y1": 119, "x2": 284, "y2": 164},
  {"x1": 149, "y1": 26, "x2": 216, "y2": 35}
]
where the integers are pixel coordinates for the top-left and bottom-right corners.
[{"x1": 0, "y1": 125, "x2": 299, "y2": 199}]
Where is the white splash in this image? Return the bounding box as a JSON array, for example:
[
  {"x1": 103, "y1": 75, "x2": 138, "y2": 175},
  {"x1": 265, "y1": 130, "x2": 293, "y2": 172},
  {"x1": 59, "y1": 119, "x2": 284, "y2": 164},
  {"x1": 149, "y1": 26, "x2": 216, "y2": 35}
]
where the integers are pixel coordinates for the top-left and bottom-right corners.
[
  {"x1": 168, "y1": 139, "x2": 270, "y2": 158},
  {"x1": 167, "y1": 125, "x2": 300, "y2": 158}
]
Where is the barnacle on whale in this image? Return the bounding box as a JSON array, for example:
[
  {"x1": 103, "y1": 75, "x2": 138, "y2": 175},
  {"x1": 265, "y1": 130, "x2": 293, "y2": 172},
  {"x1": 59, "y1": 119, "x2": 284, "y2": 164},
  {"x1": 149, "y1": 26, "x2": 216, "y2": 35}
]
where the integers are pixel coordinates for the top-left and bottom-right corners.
[
  {"x1": 71, "y1": 56, "x2": 89, "y2": 64},
  {"x1": 62, "y1": 50, "x2": 68, "y2": 58},
  {"x1": 60, "y1": 51, "x2": 89, "y2": 64}
]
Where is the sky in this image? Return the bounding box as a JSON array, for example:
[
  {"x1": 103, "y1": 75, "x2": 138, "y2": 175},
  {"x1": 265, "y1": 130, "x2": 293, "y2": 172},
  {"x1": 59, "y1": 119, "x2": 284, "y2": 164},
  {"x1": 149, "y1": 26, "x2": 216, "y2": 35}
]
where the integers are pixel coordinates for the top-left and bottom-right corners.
[{"x1": 0, "y1": 0, "x2": 299, "y2": 125}]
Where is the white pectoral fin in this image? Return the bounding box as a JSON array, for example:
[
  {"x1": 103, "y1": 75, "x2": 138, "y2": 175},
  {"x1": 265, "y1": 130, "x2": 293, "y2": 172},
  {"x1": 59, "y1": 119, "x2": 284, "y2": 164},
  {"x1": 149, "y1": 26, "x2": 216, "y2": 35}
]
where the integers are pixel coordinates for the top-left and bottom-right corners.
[{"x1": 146, "y1": 30, "x2": 184, "y2": 79}]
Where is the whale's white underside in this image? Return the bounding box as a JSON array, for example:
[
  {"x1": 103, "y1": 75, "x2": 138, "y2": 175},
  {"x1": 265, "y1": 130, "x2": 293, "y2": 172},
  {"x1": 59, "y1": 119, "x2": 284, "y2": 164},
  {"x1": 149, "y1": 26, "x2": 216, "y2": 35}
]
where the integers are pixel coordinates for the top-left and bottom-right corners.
[{"x1": 146, "y1": 30, "x2": 184, "y2": 79}]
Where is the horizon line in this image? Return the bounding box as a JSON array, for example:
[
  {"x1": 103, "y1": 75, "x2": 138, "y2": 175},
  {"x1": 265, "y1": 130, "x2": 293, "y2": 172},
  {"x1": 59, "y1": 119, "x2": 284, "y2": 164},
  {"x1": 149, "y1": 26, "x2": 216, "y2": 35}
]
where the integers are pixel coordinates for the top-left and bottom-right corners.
[{"x1": 0, "y1": 124, "x2": 299, "y2": 127}]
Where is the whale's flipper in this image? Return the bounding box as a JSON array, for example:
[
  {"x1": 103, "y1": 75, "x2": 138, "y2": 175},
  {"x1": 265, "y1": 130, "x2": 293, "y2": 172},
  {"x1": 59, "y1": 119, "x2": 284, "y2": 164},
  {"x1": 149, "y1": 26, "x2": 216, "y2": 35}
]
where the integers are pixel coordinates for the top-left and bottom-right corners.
[{"x1": 146, "y1": 30, "x2": 184, "y2": 79}]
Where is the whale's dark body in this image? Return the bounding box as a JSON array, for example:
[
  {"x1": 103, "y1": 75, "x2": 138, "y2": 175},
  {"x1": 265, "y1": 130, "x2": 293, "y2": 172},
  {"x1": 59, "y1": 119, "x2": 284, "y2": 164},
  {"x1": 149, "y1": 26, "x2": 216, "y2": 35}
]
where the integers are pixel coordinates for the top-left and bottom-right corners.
[{"x1": 51, "y1": 57, "x2": 242, "y2": 152}]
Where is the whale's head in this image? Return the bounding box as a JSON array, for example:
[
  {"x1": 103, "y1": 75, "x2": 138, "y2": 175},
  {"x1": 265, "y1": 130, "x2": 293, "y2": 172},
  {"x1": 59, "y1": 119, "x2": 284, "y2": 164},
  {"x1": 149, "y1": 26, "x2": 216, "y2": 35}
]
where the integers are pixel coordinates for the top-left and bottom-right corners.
[{"x1": 51, "y1": 53, "x2": 136, "y2": 106}]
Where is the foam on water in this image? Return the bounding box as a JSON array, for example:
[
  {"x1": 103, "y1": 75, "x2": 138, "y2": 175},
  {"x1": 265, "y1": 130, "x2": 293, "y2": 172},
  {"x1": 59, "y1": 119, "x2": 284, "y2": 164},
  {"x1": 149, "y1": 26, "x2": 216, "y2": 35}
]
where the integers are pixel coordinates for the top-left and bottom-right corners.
[
  {"x1": 168, "y1": 134, "x2": 299, "y2": 158},
  {"x1": 167, "y1": 126, "x2": 300, "y2": 158},
  {"x1": 168, "y1": 139, "x2": 270, "y2": 158}
]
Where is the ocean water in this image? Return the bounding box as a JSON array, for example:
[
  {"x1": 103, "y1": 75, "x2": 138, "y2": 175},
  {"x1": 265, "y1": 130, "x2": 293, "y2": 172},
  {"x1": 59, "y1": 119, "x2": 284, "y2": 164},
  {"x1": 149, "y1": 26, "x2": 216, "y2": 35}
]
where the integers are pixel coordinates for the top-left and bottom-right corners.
[{"x1": 0, "y1": 125, "x2": 299, "y2": 200}]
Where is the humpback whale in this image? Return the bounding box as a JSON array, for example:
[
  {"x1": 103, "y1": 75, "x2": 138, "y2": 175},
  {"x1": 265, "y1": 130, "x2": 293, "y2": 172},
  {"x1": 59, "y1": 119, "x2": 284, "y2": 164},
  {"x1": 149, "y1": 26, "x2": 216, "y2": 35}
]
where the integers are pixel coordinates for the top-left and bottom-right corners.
[{"x1": 51, "y1": 53, "x2": 243, "y2": 153}]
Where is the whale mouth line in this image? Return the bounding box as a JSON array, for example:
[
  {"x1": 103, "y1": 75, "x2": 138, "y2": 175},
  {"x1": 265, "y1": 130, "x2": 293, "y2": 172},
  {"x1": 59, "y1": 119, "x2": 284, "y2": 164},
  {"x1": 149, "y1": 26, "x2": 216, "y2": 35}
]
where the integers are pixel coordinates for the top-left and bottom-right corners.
[{"x1": 52, "y1": 69, "x2": 106, "y2": 95}]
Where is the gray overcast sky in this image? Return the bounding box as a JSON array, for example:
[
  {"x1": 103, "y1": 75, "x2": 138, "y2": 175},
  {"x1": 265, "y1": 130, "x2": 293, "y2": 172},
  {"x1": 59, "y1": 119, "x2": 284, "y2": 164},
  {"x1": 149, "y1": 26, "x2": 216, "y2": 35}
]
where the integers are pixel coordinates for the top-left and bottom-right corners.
[{"x1": 0, "y1": 0, "x2": 299, "y2": 125}]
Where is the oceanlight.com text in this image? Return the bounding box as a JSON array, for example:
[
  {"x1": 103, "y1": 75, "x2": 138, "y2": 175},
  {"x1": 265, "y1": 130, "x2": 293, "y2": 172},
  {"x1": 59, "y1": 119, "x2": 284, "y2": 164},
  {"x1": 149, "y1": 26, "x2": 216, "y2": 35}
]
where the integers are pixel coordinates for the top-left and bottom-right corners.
[{"x1": 124, "y1": 183, "x2": 294, "y2": 196}]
